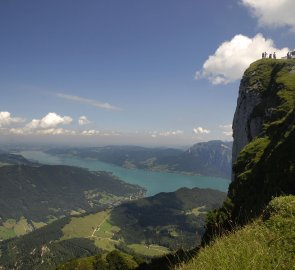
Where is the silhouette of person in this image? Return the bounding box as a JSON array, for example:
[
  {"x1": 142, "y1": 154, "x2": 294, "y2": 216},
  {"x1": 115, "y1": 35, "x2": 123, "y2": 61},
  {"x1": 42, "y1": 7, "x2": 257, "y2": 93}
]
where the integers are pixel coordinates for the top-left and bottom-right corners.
[
  {"x1": 269, "y1": 54, "x2": 272, "y2": 59},
  {"x1": 273, "y1": 52, "x2": 276, "y2": 59},
  {"x1": 262, "y1": 52, "x2": 265, "y2": 58}
]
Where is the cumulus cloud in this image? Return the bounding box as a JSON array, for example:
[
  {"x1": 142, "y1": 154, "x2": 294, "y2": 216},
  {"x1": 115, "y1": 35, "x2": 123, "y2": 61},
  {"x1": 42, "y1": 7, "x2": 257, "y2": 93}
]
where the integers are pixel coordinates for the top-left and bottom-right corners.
[
  {"x1": 78, "y1": 116, "x2": 91, "y2": 126},
  {"x1": 149, "y1": 130, "x2": 183, "y2": 138},
  {"x1": 195, "y1": 34, "x2": 289, "y2": 84},
  {"x1": 26, "y1": 112, "x2": 72, "y2": 129},
  {"x1": 193, "y1": 127, "x2": 210, "y2": 134},
  {"x1": 0, "y1": 111, "x2": 24, "y2": 127},
  {"x1": 56, "y1": 93, "x2": 121, "y2": 111},
  {"x1": 241, "y1": 0, "x2": 295, "y2": 31}
]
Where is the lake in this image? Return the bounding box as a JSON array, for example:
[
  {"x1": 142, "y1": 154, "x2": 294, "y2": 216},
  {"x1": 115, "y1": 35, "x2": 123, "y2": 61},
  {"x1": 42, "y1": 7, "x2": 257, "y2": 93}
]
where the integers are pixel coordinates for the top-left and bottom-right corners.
[{"x1": 19, "y1": 150, "x2": 230, "y2": 196}]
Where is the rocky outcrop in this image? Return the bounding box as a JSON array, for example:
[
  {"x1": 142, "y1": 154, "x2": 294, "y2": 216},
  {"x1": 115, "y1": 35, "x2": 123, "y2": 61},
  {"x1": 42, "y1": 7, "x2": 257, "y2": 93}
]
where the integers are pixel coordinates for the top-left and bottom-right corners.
[{"x1": 232, "y1": 81, "x2": 263, "y2": 164}]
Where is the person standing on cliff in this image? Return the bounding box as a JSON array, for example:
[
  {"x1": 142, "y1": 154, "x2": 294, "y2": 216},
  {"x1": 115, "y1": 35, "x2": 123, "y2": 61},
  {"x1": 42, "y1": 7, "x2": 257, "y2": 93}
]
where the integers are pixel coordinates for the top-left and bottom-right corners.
[
  {"x1": 273, "y1": 52, "x2": 276, "y2": 59},
  {"x1": 262, "y1": 52, "x2": 265, "y2": 58}
]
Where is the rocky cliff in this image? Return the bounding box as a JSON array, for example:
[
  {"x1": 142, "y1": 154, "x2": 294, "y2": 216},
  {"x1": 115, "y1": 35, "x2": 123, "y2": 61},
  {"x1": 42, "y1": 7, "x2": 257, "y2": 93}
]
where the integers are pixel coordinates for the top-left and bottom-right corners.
[{"x1": 204, "y1": 59, "x2": 295, "y2": 241}]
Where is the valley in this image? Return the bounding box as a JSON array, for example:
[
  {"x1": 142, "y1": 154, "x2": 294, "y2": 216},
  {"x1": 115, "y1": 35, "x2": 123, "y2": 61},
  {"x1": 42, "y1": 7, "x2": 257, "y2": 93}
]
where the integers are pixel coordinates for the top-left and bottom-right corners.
[{"x1": 0, "y1": 188, "x2": 226, "y2": 270}]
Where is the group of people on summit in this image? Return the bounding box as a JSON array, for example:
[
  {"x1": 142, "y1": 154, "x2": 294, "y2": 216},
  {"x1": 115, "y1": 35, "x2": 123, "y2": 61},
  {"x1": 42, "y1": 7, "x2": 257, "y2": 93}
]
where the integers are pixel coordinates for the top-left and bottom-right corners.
[
  {"x1": 262, "y1": 51, "x2": 295, "y2": 59},
  {"x1": 262, "y1": 52, "x2": 276, "y2": 59}
]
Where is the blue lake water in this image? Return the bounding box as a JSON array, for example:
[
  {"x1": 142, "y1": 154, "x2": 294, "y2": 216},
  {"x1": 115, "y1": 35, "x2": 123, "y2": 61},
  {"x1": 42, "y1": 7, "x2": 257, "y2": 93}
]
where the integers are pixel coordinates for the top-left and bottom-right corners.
[{"x1": 19, "y1": 151, "x2": 230, "y2": 196}]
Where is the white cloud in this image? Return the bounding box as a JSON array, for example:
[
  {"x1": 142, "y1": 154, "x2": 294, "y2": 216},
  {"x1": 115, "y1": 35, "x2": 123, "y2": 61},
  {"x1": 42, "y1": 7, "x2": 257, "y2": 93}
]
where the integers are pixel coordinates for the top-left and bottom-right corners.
[
  {"x1": 195, "y1": 33, "x2": 289, "y2": 84},
  {"x1": 26, "y1": 112, "x2": 72, "y2": 129},
  {"x1": 56, "y1": 93, "x2": 121, "y2": 111},
  {"x1": 219, "y1": 124, "x2": 232, "y2": 129},
  {"x1": 219, "y1": 124, "x2": 233, "y2": 136},
  {"x1": 0, "y1": 111, "x2": 24, "y2": 127},
  {"x1": 9, "y1": 128, "x2": 25, "y2": 135},
  {"x1": 223, "y1": 131, "x2": 233, "y2": 136},
  {"x1": 36, "y1": 128, "x2": 76, "y2": 135},
  {"x1": 241, "y1": 0, "x2": 295, "y2": 31},
  {"x1": 193, "y1": 127, "x2": 210, "y2": 134},
  {"x1": 78, "y1": 116, "x2": 91, "y2": 126},
  {"x1": 81, "y1": 129, "x2": 100, "y2": 136},
  {"x1": 149, "y1": 130, "x2": 183, "y2": 138}
]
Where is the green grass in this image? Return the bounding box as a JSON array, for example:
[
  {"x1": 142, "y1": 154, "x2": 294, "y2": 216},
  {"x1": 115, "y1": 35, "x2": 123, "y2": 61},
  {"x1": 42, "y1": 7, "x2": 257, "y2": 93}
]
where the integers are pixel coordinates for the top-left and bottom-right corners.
[
  {"x1": 0, "y1": 226, "x2": 16, "y2": 240},
  {"x1": 178, "y1": 196, "x2": 295, "y2": 270},
  {"x1": 128, "y1": 244, "x2": 170, "y2": 257},
  {"x1": 61, "y1": 211, "x2": 109, "y2": 240},
  {"x1": 94, "y1": 237, "x2": 118, "y2": 251},
  {"x1": 94, "y1": 219, "x2": 120, "y2": 238},
  {"x1": 0, "y1": 217, "x2": 33, "y2": 240}
]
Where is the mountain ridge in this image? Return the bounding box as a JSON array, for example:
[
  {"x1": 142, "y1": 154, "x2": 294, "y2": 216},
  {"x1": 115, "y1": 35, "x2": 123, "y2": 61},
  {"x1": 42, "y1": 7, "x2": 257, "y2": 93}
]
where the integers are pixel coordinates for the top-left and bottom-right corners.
[{"x1": 46, "y1": 140, "x2": 232, "y2": 179}]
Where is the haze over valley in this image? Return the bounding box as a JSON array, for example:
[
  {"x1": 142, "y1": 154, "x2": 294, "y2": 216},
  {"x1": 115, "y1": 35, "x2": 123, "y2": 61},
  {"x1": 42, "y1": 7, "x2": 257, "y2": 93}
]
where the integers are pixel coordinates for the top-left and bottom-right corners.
[{"x1": 0, "y1": 1, "x2": 294, "y2": 269}]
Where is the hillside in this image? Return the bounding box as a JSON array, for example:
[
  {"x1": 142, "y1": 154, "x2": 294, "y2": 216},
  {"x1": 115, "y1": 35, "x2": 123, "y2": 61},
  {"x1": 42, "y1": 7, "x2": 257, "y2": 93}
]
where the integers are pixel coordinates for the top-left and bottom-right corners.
[
  {"x1": 177, "y1": 141, "x2": 232, "y2": 179},
  {"x1": 0, "y1": 152, "x2": 36, "y2": 166},
  {"x1": 46, "y1": 140, "x2": 232, "y2": 179},
  {"x1": 0, "y1": 165, "x2": 144, "y2": 240},
  {"x1": 179, "y1": 196, "x2": 295, "y2": 270},
  {"x1": 0, "y1": 188, "x2": 225, "y2": 270}
]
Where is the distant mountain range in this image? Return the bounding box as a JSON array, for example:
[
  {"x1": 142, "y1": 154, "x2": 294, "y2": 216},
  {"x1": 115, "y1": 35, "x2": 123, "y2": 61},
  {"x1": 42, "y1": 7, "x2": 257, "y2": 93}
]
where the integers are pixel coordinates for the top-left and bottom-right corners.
[{"x1": 47, "y1": 140, "x2": 232, "y2": 179}]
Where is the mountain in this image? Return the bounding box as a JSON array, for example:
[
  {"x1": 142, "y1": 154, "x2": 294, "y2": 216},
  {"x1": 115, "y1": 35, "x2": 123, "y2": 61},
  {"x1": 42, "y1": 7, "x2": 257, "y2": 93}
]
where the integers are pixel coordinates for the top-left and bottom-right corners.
[
  {"x1": 0, "y1": 187, "x2": 226, "y2": 270},
  {"x1": 46, "y1": 140, "x2": 232, "y2": 179},
  {"x1": 0, "y1": 152, "x2": 36, "y2": 166},
  {"x1": 0, "y1": 165, "x2": 144, "y2": 240},
  {"x1": 176, "y1": 140, "x2": 232, "y2": 179},
  {"x1": 109, "y1": 187, "x2": 226, "y2": 250}
]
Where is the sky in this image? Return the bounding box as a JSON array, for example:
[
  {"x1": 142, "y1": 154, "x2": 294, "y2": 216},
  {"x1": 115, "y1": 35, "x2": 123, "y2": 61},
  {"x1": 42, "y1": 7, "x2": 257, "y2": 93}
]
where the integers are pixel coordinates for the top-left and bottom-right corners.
[{"x1": 1, "y1": 0, "x2": 295, "y2": 147}]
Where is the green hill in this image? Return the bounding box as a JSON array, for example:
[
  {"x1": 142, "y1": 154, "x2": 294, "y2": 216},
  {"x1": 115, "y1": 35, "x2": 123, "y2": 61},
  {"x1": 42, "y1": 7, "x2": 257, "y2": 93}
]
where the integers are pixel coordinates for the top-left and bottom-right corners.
[{"x1": 0, "y1": 165, "x2": 144, "y2": 240}]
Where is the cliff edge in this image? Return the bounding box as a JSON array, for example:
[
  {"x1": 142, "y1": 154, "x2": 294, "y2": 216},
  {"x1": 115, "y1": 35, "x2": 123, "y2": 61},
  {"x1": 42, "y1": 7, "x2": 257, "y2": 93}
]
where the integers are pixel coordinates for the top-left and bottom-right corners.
[{"x1": 205, "y1": 58, "x2": 295, "y2": 239}]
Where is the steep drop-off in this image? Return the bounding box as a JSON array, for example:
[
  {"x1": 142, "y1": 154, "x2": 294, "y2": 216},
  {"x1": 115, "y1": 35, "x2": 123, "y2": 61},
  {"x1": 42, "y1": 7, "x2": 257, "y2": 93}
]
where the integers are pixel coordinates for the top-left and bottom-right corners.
[{"x1": 205, "y1": 58, "x2": 295, "y2": 239}]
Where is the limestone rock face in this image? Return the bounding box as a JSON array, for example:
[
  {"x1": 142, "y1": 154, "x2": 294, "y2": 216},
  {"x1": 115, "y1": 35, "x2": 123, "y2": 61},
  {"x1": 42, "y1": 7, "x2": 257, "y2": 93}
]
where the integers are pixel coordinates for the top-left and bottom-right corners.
[{"x1": 232, "y1": 80, "x2": 264, "y2": 165}]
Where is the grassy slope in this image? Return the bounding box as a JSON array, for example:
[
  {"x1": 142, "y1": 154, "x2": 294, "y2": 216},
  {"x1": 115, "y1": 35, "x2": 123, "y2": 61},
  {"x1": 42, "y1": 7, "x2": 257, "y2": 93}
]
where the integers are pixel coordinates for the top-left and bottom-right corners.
[{"x1": 179, "y1": 195, "x2": 295, "y2": 270}]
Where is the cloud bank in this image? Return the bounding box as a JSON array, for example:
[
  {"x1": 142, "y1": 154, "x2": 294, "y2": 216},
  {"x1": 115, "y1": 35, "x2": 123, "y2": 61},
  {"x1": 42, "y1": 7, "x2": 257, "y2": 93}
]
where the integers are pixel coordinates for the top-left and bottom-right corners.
[
  {"x1": 196, "y1": 34, "x2": 289, "y2": 84},
  {"x1": 241, "y1": 0, "x2": 295, "y2": 31}
]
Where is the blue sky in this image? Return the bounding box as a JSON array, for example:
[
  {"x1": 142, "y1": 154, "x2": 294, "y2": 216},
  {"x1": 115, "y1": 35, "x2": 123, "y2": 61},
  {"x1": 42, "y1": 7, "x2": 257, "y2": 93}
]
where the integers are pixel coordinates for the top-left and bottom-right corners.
[{"x1": 1, "y1": 0, "x2": 294, "y2": 146}]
